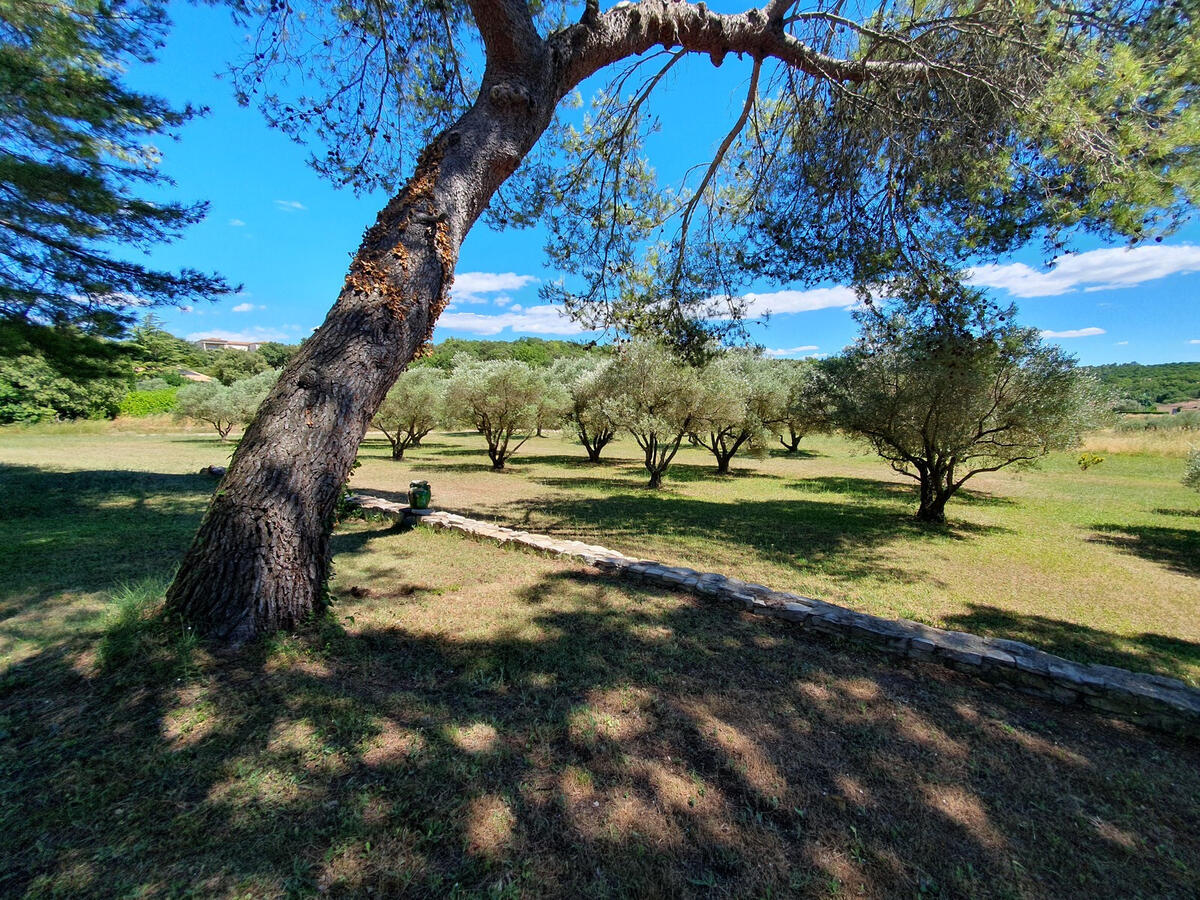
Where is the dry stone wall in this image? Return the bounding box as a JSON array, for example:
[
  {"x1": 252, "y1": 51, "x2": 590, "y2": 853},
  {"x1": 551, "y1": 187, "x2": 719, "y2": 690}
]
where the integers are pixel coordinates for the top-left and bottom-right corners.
[{"x1": 346, "y1": 495, "x2": 1200, "y2": 738}]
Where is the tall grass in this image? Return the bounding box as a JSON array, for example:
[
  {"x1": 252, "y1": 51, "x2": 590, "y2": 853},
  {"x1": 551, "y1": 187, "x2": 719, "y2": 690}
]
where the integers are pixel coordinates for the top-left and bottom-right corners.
[
  {"x1": 96, "y1": 578, "x2": 198, "y2": 676},
  {"x1": 1081, "y1": 426, "x2": 1197, "y2": 457}
]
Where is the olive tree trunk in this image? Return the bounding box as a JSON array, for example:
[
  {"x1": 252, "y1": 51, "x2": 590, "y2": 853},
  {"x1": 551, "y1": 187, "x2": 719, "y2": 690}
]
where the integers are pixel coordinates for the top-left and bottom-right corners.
[
  {"x1": 779, "y1": 426, "x2": 804, "y2": 453},
  {"x1": 167, "y1": 45, "x2": 559, "y2": 643},
  {"x1": 914, "y1": 463, "x2": 956, "y2": 524}
]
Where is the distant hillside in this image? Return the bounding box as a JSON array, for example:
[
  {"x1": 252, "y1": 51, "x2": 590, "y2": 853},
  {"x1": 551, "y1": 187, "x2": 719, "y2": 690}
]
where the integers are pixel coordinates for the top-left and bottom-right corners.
[
  {"x1": 415, "y1": 336, "x2": 602, "y2": 369},
  {"x1": 1083, "y1": 362, "x2": 1200, "y2": 410}
]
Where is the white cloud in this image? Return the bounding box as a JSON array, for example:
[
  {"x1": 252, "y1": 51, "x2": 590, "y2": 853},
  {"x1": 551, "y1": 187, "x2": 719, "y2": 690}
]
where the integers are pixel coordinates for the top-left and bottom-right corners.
[
  {"x1": 274, "y1": 200, "x2": 307, "y2": 213},
  {"x1": 1190, "y1": 339, "x2": 1200, "y2": 345},
  {"x1": 231, "y1": 302, "x2": 264, "y2": 313},
  {"x1": 186, "y1": 326, "x2": 302, "y2": 343},
  {"x1": 1039, "y1": 327, "x2": 1106, "y2": 339},
  {"x1": 438, "y1": 304, "x2": 586, "y2": 336},
  {"x1": 1115, "y1": 340, "x2": 1129, "y2": 346},
  {"x1": 968, "y1": 244, "x2": 1200, "y2": 298},
  {"x1": 451, "y1": 271, "x2": 538, "y2": 304},
  {"x1": 763, "y1": 345, "x2": 820, "y2": 358},
  {"x1": 737, "y1": 286, "x2": 861, "y2": 317},
  {"x1": 229, "y1": 218, "x2": 246, "y2": 227}
]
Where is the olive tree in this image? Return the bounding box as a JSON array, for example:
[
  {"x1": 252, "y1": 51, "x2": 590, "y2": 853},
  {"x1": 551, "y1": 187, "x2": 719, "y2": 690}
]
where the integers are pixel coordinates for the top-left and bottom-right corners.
[
  {"x1": 175, "y1": 369, "x2": 279, "y2": 441},
  {"x1": 166, "y1": 0, "x2": 1200, "y2": 643},
  {"x1": 602, "y1": 341, "x2": 701, "y2": 488},
  {"x1": 555, "y1": 356, "x2": 618, "y2": 462},
  {"x1": 534, "y1": 360, "x2": 573, "y2": 437},
  {"x1": 446, "y1": 359, "x2": 543, "y2": 469},
  {"x1": 1184, "y1": 450, "x2": 1200, "y2": 492},
  {"x1": 373, "y1": 368, "x2": 446, "y2": 459},
  {"x1": 771, "y1": 360, "x2": 826, "y2": 453},
  {"x1": 821, "y1": 290, "x2": 1110, "y2": 524},
  {"x1": 692, "y1": 352, "x2": 784, "y2": 474}
]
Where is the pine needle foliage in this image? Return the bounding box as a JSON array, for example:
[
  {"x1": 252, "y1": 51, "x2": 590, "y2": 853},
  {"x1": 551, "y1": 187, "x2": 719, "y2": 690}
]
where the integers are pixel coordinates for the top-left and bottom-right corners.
[{"x1": 0, "y1": 0, "x2": 234, "y2": 331}]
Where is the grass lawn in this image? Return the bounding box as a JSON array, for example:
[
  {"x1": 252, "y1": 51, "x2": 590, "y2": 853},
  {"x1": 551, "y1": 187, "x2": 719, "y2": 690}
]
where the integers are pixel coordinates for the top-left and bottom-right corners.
[
  {"x1": 353, "y1": 428, "x2": 1200, "y2": 686},
  {"x1": 1, "y1": 424, "x2": 1198, "y2": 896}
]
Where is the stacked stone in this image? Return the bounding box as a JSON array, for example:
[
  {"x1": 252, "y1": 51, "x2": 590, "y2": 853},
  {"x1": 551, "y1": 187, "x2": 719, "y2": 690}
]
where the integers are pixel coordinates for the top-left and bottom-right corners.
[{"x1": 343, "y1": 495, "x2": 1200, "y2": 738}]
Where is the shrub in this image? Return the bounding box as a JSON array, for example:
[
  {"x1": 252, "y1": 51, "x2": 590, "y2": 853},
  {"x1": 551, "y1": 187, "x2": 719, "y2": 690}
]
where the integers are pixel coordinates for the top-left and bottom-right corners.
[
  {"x1": 119, "y1": 387, "x2": 179, "y2": 417},
  {"x1": 1185, "y1": 450, "x2": 1200, "y2": 492}
]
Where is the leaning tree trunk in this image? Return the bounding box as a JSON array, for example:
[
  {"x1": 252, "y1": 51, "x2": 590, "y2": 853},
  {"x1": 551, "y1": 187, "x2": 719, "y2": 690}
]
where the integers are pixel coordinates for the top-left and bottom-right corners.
[{"x1": 167, "y1": 53, "x2": 560, "y2": 644}]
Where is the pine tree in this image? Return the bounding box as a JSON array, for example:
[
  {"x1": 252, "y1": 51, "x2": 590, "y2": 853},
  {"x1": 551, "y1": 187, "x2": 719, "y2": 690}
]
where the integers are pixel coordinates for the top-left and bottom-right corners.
[{"x1": 0, "y1": 0, "x2": 234, "y2": 332}]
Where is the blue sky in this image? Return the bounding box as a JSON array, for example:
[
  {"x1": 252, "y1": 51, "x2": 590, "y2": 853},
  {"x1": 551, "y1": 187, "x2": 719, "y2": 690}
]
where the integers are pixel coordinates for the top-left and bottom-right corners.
[{"x1": 125, "y1": 2, "x2": 1200, "y2": 365}]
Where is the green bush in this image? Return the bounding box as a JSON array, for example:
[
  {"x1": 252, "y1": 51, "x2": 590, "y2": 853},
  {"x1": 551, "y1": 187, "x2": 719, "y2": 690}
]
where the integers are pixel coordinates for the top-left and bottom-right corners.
[
  {"x1": 118, "y1": 387, "x2": 179, "y2": 417},
  {"x1": 0, "y1": 354, "x2": 126, "y2": 423},
  {"x1": 1185, "y1": 450, "x2": 1200, "y2": 492}
]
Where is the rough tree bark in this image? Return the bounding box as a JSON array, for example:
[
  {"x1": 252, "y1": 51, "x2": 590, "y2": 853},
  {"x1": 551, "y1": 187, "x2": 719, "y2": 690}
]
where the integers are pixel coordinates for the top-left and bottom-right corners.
[
  {"x1": 700, "y1": 430, "x2": 750, "y2": 474},
  {"x1": 167, "y1": 0, "x2": 932, "y2": 643},
  {"x1": 914, "y1": 461, "x2": 956, "y2": 524}
]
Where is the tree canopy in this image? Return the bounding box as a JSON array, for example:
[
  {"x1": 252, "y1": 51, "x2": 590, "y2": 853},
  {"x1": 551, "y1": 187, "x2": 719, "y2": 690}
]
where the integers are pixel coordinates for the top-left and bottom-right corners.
[
  {"x1": 372, "y1": 368, "x2": 446, "y2": 459},
  {"x1": 175, "y1": 369, "x2": 279, "y2": 440},
  {"x1": 223, "y1": 0, "x2": 1198, "y2": 347},
  {"x1": 445, "y1": 358, "x2": 545, "y2": 469},
  {"x1": 600, "y1": 340, "x2": 702, "y2": 488},
  {"x1": 820, "y1": 289, "x2": 1111, "y2": 523},
  {"x1": 0, "y1": 0, "x2": 234, "y2": 331}
]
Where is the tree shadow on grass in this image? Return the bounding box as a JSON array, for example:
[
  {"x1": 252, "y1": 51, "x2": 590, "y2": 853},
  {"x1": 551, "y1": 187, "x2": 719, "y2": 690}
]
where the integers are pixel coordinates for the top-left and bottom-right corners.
[
  {"x1": 0, "y1": 465, "x2": 210, "y2": 616},
  {"x1": 359, "y1": 438, "x2": 458, "y2": 452},
  {"x1": 511, "y1": 453, "x2": 625, "y2": 471},
  {"x1": 535, "y1": 474, "x2": 650, "y2": 493},
  {"x1": 1152, "y1": 507, "x2": 1200, "y2": 519},
  {"x1": 505, "y1": 491, "x2": 1008, "y2": 586},
  {"x1": 787, "y1": 475, "x2": 1014, "y2": 508},
  {"x1": 1087, "y1": 523, "x2": 1200, "y2": 578},
  {"x1": 526, "y1": 460, "x2": 780, "y2": 492},
  {"x1": 653, "y1": 462, "x2": 781, "y2": 483},
  {"x1": 2, "y1": 568, "x2": 1198, "y2": 897},
  {"x1": 768, "y1": 446, "x2": 821, "y2": 460},
  {"x1": 943, "y1": 604, "x2": 1200, "y2": 686}
]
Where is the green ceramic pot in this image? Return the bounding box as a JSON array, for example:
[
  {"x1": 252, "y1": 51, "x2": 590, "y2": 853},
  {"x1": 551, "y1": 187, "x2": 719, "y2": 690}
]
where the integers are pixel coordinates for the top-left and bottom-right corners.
[{"x1": 408, "y1": 480, "x2": 431, "y2": 510}]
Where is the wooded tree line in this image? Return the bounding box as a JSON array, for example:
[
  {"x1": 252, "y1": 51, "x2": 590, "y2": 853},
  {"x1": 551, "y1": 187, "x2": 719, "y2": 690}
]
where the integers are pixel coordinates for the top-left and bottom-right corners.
[
  {"x1": 1082, "y1": 362, "x2": 1200, "y2": 410},
  {"x1": 0, "y1": 315, "x2": 300, "y2": 424}
]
